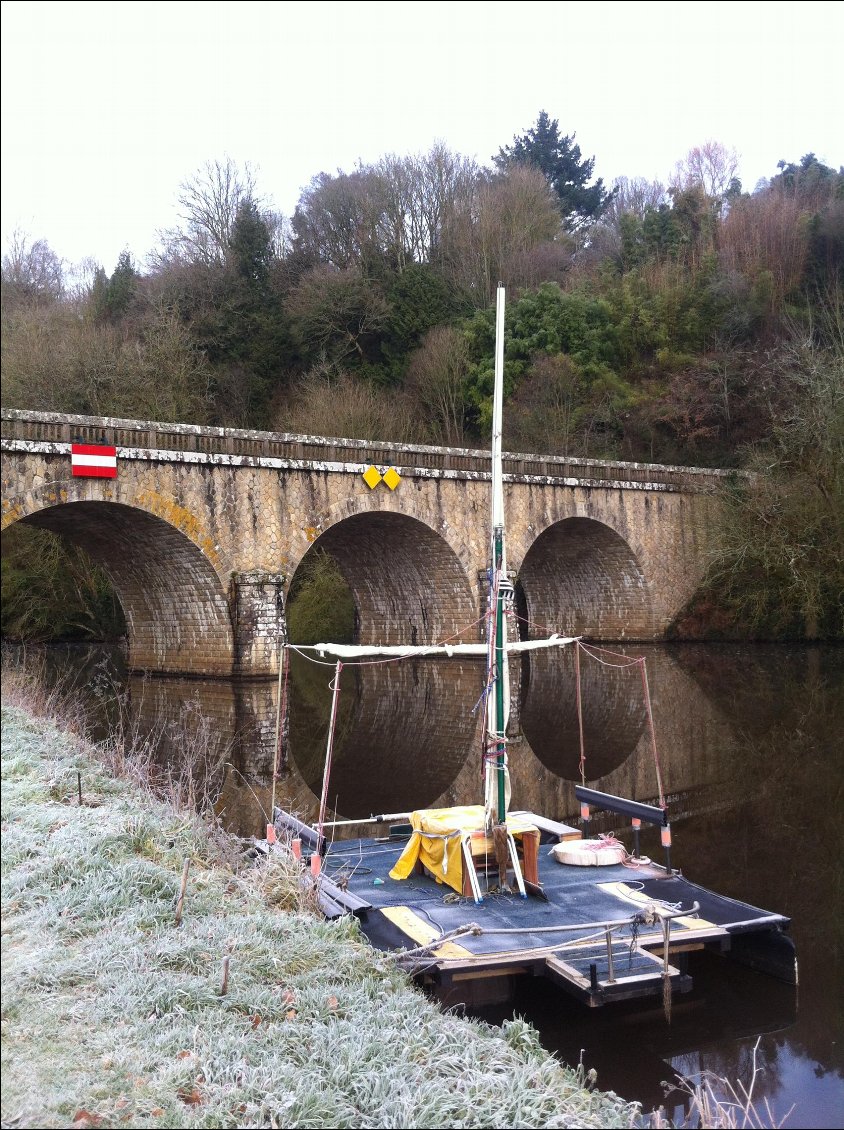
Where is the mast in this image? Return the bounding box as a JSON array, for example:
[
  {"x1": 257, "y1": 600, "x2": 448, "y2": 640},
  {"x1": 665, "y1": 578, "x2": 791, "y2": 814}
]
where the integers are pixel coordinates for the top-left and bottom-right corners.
[{"x1": 489, "y1": 283, "x2": 509, "y2": 826}]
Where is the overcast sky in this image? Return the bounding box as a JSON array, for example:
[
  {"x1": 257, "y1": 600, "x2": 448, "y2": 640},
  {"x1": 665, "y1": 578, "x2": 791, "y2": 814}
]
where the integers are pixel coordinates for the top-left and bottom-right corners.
[{"x1": 2, "y1": 0, "x2": 842, "y2": 274}]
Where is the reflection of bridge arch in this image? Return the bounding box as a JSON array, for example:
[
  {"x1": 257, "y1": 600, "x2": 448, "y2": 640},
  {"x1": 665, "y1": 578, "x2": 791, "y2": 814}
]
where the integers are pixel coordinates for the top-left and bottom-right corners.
[
  {"x1": 4, "y1": 496, "x2": 235, "y2": 676},
  {"x1": 519, "y1": 648, "x2": 647, "y2": 781},
  {"x1": 288, "y1": 656, "x2": 481, "y2": 818},
  {"x1": 517, "y1": 516, "x2": 655, "y2": 641},
  {"x1": 300, "y1": 511, "x2": 476, "y2": 646}
]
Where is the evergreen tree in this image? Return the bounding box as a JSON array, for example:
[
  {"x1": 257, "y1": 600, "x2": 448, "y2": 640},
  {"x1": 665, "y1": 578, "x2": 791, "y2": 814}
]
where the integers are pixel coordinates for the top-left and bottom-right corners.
[
  {"x1": 494, "y1": 111, "x2": 613, "y2": 231},
  {"x1": 228, "y1": 200, "x2": 273, "y2": 287},
  {"x1": 102, "y1": 250, "x2": 137, "y2": 321}
]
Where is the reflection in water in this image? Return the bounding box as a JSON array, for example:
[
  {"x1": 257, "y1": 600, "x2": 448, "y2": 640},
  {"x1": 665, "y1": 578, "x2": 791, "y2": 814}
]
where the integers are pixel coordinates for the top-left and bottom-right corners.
[
  {"x1": 477, "y1": 951, "x2": 799, "y2": 1117},
  {"x1": 286, "y1": 654, "x2": 481, "y2": 817},
  {"x1": 17, "y1": 641, "x2": 844, "y2": 1127},
  {"x1": 520, "y1": 647, "x2": 646, "y2": 779}
]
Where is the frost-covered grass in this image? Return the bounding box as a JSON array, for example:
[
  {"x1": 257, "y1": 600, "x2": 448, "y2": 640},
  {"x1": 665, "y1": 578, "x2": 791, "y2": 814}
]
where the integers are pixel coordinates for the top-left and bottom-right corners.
[{"x1": 1, "y1": 700, "x2": 642, "y2": 1129}]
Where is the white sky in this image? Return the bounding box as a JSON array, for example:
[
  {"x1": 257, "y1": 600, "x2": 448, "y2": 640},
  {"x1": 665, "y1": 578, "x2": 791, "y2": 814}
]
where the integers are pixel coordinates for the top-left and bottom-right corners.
[{"x1": 2, "y1": 0, "x2": 842, "y2": 274}]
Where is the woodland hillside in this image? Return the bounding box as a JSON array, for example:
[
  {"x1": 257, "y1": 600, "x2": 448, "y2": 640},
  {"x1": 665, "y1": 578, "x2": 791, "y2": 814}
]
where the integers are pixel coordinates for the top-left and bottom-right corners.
[{"x1": 2, "y1": 115, "x2": 842, "y2": 640}]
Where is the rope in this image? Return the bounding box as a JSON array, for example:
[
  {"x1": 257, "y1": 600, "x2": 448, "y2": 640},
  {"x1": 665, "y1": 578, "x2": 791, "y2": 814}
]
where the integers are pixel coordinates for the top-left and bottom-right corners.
[
  {"x1": 270, "y1": 643, "x2": 290, "y2": 822},
  {"x1": 577, "y1": 640, "x2": 643, "y2": 668},
  {"x1": 639, "y1": 658, "x2": 666, "y2": 809},
  {"x1": 572, "y1": 639, "x2": 668, "y2": 813},
  {"x1": 575, "y1": 643, "x2": 586, "y2": 786},
  {"x1": 390, "y1": 917, "x2": 644, "y2": 967},
  {"x1": 389, "y1": 901, "x2": 699, "y2": 970},
  {"x1": 315, "y1": 661, "x2": 343, "y2": 853},
  {"x1": 565, "y1": 831, "x2": 653, "y2": 870}
]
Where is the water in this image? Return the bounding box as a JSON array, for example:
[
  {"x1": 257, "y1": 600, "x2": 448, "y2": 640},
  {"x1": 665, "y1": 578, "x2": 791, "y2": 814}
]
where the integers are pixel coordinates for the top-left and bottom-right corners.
[{"x1": 17, "y1": 641, "x2": 844, "y2": 1128}]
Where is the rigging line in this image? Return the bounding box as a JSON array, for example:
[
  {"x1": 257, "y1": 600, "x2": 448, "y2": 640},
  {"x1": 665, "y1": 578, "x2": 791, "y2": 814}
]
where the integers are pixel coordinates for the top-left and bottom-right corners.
[
  {"x1": 640, "y1": 658, "x2": 666, "y2": 808},
  {"x1": 391, "y1": 923, "x2": 645, "y2": 967},
  {"x1": 575, "y1": 643, "x2": 587, "y2": 786},
  {"x1": 516, "y1": 610, "x2": 570, "y2": 640},
  {"x1": 270, "y1": 642, "x2": 291, "y2": 822},
  {"x1": 326, "y1": 845, "x2": 411, "y2": 859},
  {"x1": 224, "y1": 762, "x2": 271, "y2": 823},
  {"x1": 315, "y1": 660, "x2": 343, "y2": 854},
  {"x1": 578, "y1": 640, "x2": 644, "y2": 667}
]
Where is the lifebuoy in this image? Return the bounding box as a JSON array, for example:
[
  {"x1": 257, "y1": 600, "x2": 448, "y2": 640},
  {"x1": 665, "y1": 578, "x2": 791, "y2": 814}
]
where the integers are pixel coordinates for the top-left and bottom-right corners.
[{"x1": 552, "y1": 837, "x2": 627, "y2": 866}]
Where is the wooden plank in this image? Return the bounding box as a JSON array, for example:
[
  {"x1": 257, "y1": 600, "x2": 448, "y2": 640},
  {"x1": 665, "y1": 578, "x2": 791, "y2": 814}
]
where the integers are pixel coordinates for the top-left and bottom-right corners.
[
  {"x1": 509, "y1": 811, "x2": 582, "y2": 841},
  {"x1": 379, "y1": 906, "x2": 473, "y2": 959},
  {"x1": 545, "y1": 946, "x2": 687, "y2": 1006},
  {"x1": 433, "y1": 950, "x2": 545, "y2": 975},
  {"x1": 449, "y1": 965, "x2": 532, "y2": 982}
]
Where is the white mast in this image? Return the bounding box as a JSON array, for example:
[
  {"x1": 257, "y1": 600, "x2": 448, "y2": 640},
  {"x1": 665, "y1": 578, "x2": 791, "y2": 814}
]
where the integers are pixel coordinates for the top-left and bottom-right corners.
[
  {"x1": 486, "y1": 284, "x2": 511, "y2": 826},
  {"x1": 490, "y1": 284, "x2": 507, "y2": 543}
]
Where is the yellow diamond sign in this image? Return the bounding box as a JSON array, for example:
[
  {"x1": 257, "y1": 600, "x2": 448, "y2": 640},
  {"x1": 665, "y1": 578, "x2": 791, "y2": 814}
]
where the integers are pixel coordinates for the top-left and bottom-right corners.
[
  {"x1": 363, "y1": 465, "x2": 382, "y2": 489},
  {"x1": 383, "y1": 467, "x2": 401, "y2": 491}
]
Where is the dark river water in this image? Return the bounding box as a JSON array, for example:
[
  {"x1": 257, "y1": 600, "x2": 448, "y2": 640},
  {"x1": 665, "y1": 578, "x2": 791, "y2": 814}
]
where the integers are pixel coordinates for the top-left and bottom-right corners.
[{"x1": 24, "y1": 641, "x2": 844, "y2": 1128}]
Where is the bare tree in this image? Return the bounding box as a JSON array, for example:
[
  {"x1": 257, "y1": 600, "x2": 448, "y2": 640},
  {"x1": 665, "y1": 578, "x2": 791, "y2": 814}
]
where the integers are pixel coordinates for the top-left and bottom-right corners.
[
  {"x1": 278, "y1": 361, "x2": 416, "y2": 442},
  {"x1": 719, "y1": 191, "x2": 812, "y2": 308},
  {"x1": 292, "y1": 145, "x2": 480, "y2": 275},
  {"x1": 291, "y1": 168, "x2": 389, "y2": 271},
  {"x1": 405, "y1": 325, "x2": 469, "y2": 445},
  {"x1": 672, "y1": 141, "x2": 740, "y2": 203},
  {"x1": 441, "y1": 165, "x2": 561, "y2": 302},
  {"x1": 287, "y1": 266, "x2": 390, "y2": 362},
  {"x1": 155, "y1": 158, "x2": 262, "y2": 267},
  {"x1": 375, "y1": 144, "x2": 480, "y2": 270},
  {"x1": 507, "y1": 353, "x2": 581, "y2": 454},
  {"x1": 1, "y1": 229, "x2": 64, "y2": 307},
  {"x1": 581, "y1": 177, "x2": 668, "y2": 266},
  {"x1": 607, "y1": 177, "x2": 668, "y2": 223}
]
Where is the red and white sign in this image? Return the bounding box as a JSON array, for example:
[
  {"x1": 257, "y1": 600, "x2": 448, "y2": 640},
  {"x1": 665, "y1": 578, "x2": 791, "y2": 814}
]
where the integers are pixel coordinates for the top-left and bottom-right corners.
[{"x1": 71, "y1": 443, "x2": 118, "y2": 478}]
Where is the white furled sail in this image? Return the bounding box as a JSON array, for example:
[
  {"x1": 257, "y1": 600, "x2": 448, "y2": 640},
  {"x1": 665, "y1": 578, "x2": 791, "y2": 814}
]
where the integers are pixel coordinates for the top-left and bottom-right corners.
[{"x1": 288, "y1": 636, "x2": 577, "y2": 661}]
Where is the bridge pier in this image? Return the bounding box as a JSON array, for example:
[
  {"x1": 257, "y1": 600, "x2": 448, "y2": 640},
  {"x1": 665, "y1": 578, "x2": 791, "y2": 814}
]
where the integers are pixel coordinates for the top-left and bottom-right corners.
[{"x1": 230, "y1": 572, "x2": 286, "y2": 678}]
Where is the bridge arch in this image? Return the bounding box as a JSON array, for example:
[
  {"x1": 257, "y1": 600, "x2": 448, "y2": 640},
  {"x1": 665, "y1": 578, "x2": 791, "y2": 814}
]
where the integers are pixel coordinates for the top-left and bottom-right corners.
[
  {"x1": 516, "y1": 516, "x2": 655, "y2": 640},
  {"x1": 3, "y1": 496, "x2": 236, "y2": 676},
  {"x1": 297, "y1": 510, "x2": 477, "y2": 645}
]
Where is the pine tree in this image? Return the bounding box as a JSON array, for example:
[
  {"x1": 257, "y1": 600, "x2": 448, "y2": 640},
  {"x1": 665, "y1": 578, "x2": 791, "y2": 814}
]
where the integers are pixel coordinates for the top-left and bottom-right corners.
[{"x1": 495, "y1": 110, "x2": 613, "y2": 231}]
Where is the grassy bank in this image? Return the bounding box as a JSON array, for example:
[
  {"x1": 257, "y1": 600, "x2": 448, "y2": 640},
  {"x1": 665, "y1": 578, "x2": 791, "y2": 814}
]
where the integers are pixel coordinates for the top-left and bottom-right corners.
[{"x1": 0, "y1": 692, "x2": 641, "y2": 1129}]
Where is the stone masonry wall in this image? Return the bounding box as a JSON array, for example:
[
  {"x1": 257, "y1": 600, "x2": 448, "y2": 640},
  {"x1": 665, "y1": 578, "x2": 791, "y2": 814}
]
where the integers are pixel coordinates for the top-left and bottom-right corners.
[{"x1": 1, "y1": 410, "x2": 723, "y2": 676}]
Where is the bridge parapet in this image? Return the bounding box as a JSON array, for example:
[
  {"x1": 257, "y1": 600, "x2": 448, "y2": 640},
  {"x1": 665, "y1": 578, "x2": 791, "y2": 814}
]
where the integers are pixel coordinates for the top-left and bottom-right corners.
[{"x1": 1, "y1": 408, "x2": 731, "y2": 493}]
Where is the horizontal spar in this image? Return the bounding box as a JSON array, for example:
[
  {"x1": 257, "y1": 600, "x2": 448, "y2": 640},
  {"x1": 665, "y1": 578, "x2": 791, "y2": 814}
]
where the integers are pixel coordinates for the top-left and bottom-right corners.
[{"x1": 288, "y1": 636, "x2": 579, "y2": 661}]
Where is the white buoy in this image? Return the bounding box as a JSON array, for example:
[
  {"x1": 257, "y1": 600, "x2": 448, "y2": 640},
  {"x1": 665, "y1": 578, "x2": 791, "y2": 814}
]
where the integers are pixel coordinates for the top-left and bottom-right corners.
[{"x1": 551, "y1": 838, "x2": 627, "y2": 866}]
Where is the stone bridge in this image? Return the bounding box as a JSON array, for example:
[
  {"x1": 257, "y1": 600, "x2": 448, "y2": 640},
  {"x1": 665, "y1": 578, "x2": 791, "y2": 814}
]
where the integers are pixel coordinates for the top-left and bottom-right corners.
[{"x1": 1, "y1": 409, "x2": 726, "y2": 677}]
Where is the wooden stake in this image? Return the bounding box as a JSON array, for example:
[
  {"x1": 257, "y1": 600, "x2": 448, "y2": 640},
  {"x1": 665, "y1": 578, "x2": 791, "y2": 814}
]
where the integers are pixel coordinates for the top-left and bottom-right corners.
[
  {"x1": 662, "y1": 918, "x2": 672, "y2": 1024},
  {"x1": 220, "y1": 955, "x2": 230, "y2": 996},
  {"x1": 77, "y1": 772, "x2": 83, "y2": 805},
  {"x1": 174, "y1": 859, "x2": 190, "y2": 926}
]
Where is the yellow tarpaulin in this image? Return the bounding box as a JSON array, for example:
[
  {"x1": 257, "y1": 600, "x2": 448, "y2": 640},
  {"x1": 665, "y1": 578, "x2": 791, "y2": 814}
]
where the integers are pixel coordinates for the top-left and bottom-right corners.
[{"x1": 389, "y1": 805, "x2": 539, "y2": 895}]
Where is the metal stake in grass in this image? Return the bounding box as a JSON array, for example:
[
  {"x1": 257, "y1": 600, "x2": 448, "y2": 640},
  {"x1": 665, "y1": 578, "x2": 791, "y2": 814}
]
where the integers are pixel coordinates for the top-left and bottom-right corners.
[
  {"x1": 174, "y1": 858, "x2": 190, "y2": 926},
  {"x1": 220, "y1": 955, "x2": 230, "y2": 996},
  {"x1": 77, "y1": 771, "x2": 83, "y2": 805}
]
